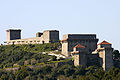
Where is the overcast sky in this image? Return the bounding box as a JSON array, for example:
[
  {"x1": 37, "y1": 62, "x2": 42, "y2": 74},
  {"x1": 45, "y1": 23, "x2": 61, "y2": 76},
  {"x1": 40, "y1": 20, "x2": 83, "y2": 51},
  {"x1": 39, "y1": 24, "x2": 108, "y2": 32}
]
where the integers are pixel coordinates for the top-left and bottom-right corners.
[{"x1": 0, "y1": 0, "x2": 120, "y2": 50}]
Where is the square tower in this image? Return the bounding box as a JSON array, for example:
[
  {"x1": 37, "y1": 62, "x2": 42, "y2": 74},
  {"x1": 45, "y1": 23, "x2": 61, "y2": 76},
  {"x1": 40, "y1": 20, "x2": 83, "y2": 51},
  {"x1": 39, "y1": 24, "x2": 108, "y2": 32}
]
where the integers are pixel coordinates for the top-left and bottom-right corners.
[
  {"x1": 97, "y1": 41, "x2": 113, "y2": 71},
  {"x1": 71, "y1": 43, "x2": 87, "y2": 67},
  {"x1": 43, "y1": 30, "x2": 59, "y2": 43},
  {"x1": 6, "y1": 29, "x2": 21, "y2": 41}
]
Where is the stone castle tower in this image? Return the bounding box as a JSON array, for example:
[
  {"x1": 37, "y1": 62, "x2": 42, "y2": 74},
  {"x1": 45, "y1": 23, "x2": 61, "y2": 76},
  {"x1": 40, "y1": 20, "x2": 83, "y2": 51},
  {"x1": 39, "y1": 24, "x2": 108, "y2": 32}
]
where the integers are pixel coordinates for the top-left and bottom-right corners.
[
  {"x1": 96, "y1": 41, "x2": 113, "y2": 71},
  {"x1": 71, "y1": 43, "x2": 87, "y2": 67},
  {"x1": 6, "y1": 29, "x2": 21, "y2": 41},
  {"x1": 43, "y1": 30, "x2": 59, "y2": 43}
]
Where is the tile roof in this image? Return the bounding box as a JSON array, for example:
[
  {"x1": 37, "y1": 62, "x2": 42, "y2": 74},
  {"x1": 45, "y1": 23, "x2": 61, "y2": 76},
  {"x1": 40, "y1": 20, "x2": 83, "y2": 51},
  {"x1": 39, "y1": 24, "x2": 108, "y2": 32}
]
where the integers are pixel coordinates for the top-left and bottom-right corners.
[
  {"x1": 98, "y1": 40, "x2": 111, "y2": 45},
  {"x1": 74, "y1": 43, "x2": 85, "y2": 48}
]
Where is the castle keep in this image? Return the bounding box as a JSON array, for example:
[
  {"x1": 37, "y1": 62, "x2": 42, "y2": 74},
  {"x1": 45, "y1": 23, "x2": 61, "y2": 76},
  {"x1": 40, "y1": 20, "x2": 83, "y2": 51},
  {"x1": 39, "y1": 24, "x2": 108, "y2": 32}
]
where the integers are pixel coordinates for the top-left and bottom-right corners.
[{"x1": 61, "y1": 34, "x2": 98, "y2": 57}]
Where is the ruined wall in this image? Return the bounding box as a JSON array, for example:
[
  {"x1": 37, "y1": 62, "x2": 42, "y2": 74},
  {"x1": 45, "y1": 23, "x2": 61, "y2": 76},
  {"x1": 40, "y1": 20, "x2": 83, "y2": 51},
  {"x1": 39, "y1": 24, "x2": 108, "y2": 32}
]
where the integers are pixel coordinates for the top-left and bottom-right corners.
[{"x1": 7, "y1": 37, "x2": 43, "y2": 45}]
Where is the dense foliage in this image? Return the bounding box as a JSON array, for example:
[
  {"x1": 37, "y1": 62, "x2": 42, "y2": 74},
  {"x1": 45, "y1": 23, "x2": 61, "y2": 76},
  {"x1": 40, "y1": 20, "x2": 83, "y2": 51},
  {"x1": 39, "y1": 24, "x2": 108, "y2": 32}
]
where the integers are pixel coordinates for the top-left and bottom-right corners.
[
  {"x1": 0, "y1": 43, "x2": 120, "y2": 80},
  {"x1": 0, "y1": 64, "x2": 120, "y2": 80},
  {"x1": 113, "y1": 50, "x2": 120, "y2": 68},
  {"x1": 0, "y1": 43, "x2": 61, "y2": 68}
]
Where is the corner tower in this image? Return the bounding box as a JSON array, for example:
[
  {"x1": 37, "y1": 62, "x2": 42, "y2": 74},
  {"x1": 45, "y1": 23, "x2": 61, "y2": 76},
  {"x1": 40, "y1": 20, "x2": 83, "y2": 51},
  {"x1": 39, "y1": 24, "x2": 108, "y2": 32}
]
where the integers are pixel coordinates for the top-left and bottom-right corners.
[
  {"x1": 97, "y1": 41, "x2": 113, "y2": 71},
  {"x1": 6, "y1": 29, "x2": 21, "y2": 41}
]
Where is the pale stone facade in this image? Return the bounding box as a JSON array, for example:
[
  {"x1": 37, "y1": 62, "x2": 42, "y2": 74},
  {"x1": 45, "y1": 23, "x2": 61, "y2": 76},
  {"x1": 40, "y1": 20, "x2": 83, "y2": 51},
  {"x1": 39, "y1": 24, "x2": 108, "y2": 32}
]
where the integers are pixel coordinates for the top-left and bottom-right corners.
[{"x1": 6, "y1": 29, "x2": 59, "y2": 45}]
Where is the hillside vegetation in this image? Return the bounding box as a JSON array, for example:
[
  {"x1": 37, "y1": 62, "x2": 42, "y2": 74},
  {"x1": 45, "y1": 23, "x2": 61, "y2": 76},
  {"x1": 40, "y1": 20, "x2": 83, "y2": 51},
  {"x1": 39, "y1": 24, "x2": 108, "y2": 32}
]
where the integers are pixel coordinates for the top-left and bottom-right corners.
[
  {"x1": 0, "y1": 43, "x2": 120, "y2": 80},
  {"x1": 0, "y1": 43, "x2": 61, "y2": 68}
]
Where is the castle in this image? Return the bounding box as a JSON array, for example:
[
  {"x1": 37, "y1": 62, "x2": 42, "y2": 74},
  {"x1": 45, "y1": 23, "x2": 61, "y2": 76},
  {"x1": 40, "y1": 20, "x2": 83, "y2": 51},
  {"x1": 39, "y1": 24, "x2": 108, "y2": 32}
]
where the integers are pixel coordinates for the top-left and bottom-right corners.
[{"x1": 6, "y1": 29, "x2": 113, "y2": 71}]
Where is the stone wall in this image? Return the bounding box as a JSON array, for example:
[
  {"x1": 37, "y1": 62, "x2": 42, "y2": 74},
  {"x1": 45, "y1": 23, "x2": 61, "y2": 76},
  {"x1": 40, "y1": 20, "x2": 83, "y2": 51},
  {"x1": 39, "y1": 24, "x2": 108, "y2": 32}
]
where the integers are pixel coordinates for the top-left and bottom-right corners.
[{"x1": 61, "y1": 34, "x2": 98, "y2": 57}]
